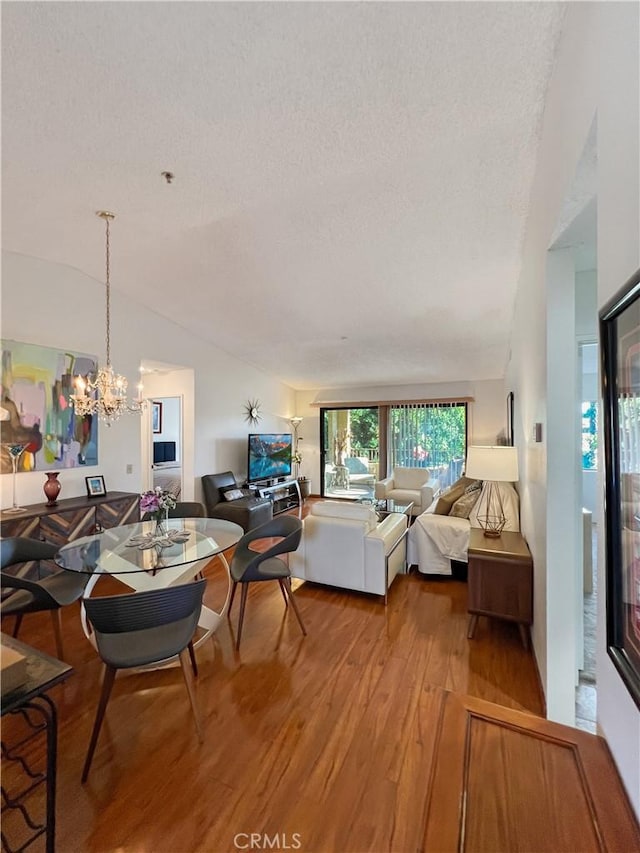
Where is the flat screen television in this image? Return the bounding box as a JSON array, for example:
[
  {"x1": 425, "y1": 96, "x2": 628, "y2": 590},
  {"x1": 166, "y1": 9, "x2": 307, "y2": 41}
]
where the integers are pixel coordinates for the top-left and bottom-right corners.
[
  {"x1": 247, "y1": 433, "x2": 292, "y2": 483},
  {"x1": 153, "y1": 441, "x2": 177, "y2": 464}
]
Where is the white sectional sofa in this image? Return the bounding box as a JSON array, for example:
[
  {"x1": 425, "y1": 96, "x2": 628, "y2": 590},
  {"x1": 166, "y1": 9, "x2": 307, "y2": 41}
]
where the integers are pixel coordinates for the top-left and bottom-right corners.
[
  {"x1": 290, "y1": 500, "x2": 408, "y2": 601},
  {"x1": 407, "y1": 481, "x2": 520, "y2": 575}
]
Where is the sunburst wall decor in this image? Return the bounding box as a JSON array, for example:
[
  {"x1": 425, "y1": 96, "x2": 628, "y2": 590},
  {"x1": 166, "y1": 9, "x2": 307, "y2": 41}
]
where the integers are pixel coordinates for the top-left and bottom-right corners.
[{"x1": 243, "y1": 399, "x2": 262, "y2": 426}]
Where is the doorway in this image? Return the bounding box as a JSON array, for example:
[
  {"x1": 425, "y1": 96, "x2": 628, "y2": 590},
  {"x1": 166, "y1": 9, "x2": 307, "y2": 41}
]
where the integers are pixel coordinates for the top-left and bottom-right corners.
[
  {"x1": 577, "y1": 339, "x2": 598, "y2": 732},
  {"x1": 321, "y1": 407, "x2": 379, "y2": 499},
  {"x1": 139, "y1": 362, "x2": 195, "y2": 501},
  {"x1": 150, "y1": 396, "x2": 183, "y2": 499}
]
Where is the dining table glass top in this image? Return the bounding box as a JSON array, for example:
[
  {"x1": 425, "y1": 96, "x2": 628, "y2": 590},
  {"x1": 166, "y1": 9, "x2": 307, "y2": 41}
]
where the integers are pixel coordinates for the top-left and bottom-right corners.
[{"x1": 54, "y1": 517, "x2": 244, "y2": 575}]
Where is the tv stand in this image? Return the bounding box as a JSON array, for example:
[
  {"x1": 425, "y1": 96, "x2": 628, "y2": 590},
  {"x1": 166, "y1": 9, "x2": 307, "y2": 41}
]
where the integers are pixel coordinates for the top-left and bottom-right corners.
[{"x1": 257, "y1": 479, "x2": 302, "y2": 516}]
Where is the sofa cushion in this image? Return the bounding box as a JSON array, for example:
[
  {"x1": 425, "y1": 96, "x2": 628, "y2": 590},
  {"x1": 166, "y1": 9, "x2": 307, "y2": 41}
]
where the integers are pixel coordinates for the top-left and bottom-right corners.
[
  {"x1": 387, "y1": 488, "x2": 423, "y2": 507},
  {"x1": 393, "y1": 467, "x2": 431, "y2": 489},
  {"x1": 223, "y1": 488, "x2": 244, "y2": 501},
  {"x1": 311, "y1": 500, "x2": 378, "y2": 531},
  {"x1": 433, "y1": 476, "x2": 476, "y2": 515},
  {"x1": 449, "y1": 489, "x2": 481, "y2": 519}
]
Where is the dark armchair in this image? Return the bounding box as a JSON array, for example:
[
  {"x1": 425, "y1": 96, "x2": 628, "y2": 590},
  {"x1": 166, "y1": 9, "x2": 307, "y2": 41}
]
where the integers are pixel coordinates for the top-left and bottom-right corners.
[{"x1": 201, "y1": 472, "x2": 273, "y2": 532}]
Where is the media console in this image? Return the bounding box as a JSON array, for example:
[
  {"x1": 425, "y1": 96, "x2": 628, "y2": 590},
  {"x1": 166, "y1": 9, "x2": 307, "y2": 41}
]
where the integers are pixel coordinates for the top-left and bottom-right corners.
[{"x1": 256, "y1": 479, "x2": 302, "y2": 516}]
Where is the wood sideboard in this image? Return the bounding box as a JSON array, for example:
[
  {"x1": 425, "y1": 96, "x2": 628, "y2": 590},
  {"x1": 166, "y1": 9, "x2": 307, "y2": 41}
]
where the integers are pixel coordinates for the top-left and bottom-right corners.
[{"x1": 0, "y1": 492, "x2": 140, "y2": 546}]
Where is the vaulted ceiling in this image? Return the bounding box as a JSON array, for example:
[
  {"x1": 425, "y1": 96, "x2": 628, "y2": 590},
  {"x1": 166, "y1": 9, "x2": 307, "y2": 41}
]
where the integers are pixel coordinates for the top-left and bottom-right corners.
[{"x1": 2, "y1": 1, "x2": 566, "y2": 390}]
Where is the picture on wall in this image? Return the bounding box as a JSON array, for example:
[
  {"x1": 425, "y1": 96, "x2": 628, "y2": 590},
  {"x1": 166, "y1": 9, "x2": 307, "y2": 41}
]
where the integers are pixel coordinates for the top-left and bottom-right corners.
[
  {"x1": 600, "y1": 267, "x2": 640, "y2": 709},
  {"x1": 152, "y1": 401, "x2": 163, "y2": 434},
  {"x1": 0, "y1": 339, "x2": 99, "y2": 474}
]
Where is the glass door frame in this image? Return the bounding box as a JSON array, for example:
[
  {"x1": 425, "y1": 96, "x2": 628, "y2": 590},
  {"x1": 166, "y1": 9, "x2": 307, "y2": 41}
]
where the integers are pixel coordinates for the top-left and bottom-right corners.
[{"x1": 320, "y1": 406, "x2": 380, "y2": 498}]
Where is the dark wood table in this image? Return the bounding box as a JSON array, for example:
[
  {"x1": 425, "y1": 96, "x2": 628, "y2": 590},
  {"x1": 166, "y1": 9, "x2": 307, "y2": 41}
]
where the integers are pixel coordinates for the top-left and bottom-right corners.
[{"x1": 466, "y1": 528, "x2": 533, "y2": 648}]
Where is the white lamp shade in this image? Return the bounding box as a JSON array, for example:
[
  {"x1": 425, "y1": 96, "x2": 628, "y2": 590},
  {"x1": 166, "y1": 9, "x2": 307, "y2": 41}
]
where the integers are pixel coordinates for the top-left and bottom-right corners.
[{"x1": 465, "y1": 445, "x2": 519, "y2": 482}]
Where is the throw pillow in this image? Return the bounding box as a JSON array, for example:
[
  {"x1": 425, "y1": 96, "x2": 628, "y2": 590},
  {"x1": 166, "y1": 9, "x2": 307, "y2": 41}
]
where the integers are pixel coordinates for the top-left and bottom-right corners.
[
  {"x1": 450, "y1": 489, "x2": 481, "y2": 519},
  {"x1": 433, "y1": 476, "x2": 476, "y2": 515},
  {"x1": 223, "y1": 488, "x2": 244, "y2": 501}
]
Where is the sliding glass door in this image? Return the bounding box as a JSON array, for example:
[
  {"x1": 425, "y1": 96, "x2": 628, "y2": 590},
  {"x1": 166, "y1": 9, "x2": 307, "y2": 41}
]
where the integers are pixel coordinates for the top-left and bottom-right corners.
[
  {"x1": 321, "y1": 407, "x2": 379, "y2": 499},
  {"x1": 320, "y1": 402, "x2": 467, "y2": 499}
]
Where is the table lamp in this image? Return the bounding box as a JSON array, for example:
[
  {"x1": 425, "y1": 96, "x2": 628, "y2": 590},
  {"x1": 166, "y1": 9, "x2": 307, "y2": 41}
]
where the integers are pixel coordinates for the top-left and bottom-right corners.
[{"x1": 465, "y1": 445, "x2": 519, "y2": 537}]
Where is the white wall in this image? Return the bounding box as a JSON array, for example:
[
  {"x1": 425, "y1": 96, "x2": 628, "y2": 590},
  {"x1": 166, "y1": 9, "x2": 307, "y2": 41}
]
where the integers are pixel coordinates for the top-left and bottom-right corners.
[
  {"x1": 546, "y1": 247, "x2": 580, "y2": 723},
  {"x1": 576, "y1": 270, "x2": 598, "y2": 337},
  {"x1": 507, "y1": 2, "x2": 639, "y2": 813},
  {"x1": 1, "y1": 251, "x2": 296, "y2": 508}
]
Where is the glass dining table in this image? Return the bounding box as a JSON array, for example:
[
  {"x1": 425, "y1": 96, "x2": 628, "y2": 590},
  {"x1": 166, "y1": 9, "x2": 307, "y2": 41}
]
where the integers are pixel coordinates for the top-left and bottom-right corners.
[{"x1": 55, "y1": 517, "x2": 244, "y2": 655}]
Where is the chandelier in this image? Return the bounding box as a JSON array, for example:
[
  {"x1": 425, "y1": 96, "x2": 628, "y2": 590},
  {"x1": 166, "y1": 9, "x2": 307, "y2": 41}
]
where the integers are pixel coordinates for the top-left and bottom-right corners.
[{"x1": 70, "y1": 211, "x2": 145, "y2": 425}]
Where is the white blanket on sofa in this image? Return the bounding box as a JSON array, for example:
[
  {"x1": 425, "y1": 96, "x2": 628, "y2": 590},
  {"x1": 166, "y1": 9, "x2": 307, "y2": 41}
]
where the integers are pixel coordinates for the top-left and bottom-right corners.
[
  {"x1": 407, "y1": 512, "x2": 470, "y2": 575},
  {"x1": 407, "y1": 481, "x2": 520, "y2": 575}
]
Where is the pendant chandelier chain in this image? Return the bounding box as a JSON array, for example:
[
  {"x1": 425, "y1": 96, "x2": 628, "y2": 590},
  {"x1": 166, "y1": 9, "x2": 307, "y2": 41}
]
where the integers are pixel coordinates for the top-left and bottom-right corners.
[{"x1": 104, "y1": 213, "x2": 111, "y2": 367}]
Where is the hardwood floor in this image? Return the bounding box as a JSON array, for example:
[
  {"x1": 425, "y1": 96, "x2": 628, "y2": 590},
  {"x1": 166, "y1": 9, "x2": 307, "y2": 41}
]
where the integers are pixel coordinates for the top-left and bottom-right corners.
[{"x1": 2, "y1": 513, "x2": 547, "y2": 853}]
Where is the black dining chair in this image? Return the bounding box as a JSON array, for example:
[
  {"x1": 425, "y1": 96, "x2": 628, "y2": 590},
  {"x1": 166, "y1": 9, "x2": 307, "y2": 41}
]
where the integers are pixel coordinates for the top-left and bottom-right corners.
[
  {"x1": 1, "y1": 537, "x2": 89, "y2": 660},
  {"x1": 228, "y1": 515, "x2": 305, "y2": 651},
  {"x1": 81, "y1": 578, "x2": 207, "y2": 782},
  {"x1": 141, "y1": 500, "x2": 205, "y2": 521}
]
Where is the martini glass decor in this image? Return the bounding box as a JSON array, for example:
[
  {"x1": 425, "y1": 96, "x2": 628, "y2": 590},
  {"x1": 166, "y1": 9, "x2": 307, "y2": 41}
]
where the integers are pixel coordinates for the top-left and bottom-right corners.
[{"x1": 4, "y1": 443, "x2": 28, "y2": 513}]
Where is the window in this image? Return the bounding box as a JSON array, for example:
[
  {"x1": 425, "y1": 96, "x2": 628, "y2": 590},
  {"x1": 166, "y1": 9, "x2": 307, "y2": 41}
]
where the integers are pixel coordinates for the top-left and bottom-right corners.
[
  {"x1": 389, "y1": 403, "x2": 467, "y2": 489},
  {"x1": 580, "y1": 341, "x2": 598, "y2": 471},
  {"x1": 320, "y1": 401, "x2": 468, "y2": 498},
  {"x1": 581, "y1": 400, "x2": 598, "y2": 470}
]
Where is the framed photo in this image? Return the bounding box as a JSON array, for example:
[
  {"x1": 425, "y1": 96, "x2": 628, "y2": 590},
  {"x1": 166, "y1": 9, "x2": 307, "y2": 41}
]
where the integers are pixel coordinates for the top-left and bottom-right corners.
[
  {"x1": 600, "y1": 266, "x2": 640, "y2": 709},
  {"x1": 152, "y1": 401, "x2": 163, "y2": 434},
  {"x1": 85, "y1": 475, "x2": 106, "y2": 498}
]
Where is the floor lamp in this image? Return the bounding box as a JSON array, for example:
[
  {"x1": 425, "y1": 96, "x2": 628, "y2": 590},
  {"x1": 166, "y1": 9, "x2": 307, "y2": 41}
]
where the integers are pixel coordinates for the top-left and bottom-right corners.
[{"x1": 465, "y1": 445, "x2": 519, "y2": 537}]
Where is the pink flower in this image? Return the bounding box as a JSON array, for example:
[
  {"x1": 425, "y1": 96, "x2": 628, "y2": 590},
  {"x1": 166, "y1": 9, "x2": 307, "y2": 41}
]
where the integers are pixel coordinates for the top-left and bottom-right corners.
[{"x1": 140, "y1": 492, "x2": 161, "y2": 513}]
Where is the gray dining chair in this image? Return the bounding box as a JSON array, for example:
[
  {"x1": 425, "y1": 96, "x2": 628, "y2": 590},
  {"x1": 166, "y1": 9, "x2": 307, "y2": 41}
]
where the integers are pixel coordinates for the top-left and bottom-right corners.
[
  {"x1": 81, "y1": 579, "x2": 206, "y2": 782},
  {"x1": 228, "y1": 515, "x2": 305, "y2": 651},
  {"x1": 1, "y1": 537, "x2": 89, "y2": 660},
  {"x1": 141, "y1": 500, "x2": 205, "y2": 521}
]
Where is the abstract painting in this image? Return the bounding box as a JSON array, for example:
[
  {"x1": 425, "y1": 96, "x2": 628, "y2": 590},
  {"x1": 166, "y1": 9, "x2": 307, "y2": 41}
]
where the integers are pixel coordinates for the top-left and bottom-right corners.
[{"x1": 0, "y1": 339, "x2": 99, "y2": 474}]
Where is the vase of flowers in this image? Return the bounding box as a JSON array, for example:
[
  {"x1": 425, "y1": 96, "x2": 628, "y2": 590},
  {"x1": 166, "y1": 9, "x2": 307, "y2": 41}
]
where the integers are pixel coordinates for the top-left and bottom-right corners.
[{"x1": 140, "y1": 487, "x2": 177, "y2": 536}]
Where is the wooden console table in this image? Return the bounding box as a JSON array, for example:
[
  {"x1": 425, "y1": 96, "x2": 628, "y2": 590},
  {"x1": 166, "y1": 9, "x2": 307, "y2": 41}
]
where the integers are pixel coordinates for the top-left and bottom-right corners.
[
  {"x1": 467, "y1": 528, "x2": 533, "y2": 648},
  {"x1": 0, "y1": 492, "x2": 139, "y2": 547}
]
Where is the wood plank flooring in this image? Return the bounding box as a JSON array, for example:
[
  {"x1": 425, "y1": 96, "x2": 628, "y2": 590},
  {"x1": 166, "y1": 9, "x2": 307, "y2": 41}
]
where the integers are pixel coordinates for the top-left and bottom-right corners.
[{"x1": 2, "y1": 517, "x2": 548, "y2": 853}]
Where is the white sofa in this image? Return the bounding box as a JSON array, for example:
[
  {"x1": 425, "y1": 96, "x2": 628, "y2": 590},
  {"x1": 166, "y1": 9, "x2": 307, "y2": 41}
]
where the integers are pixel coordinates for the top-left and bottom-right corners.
[
  {"x1": 407, "y1": 481, "x2": 520, "y2": 575},
  {"x1": 375, "y1": 466, "x2": 439, "y2": 516},
  {"x1": 290, "y1": 500, "x2": 408, "y2": 601}
]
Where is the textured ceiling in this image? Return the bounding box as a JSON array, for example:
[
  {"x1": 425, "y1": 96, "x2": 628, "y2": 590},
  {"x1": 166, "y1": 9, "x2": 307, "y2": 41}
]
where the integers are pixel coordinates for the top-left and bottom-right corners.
[{"x1": 2, "y1": 1, "x2": 566, "y2": 391}]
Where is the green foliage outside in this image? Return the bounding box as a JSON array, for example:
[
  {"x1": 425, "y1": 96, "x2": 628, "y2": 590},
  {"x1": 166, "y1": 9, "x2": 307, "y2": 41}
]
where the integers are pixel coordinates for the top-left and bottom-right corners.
[
  {"x1": 349, "y1": 408, "x2": 378, "y2": 451},
  {"x1": 390, "y1": 405, "x2": 466, "y2": 470}
]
